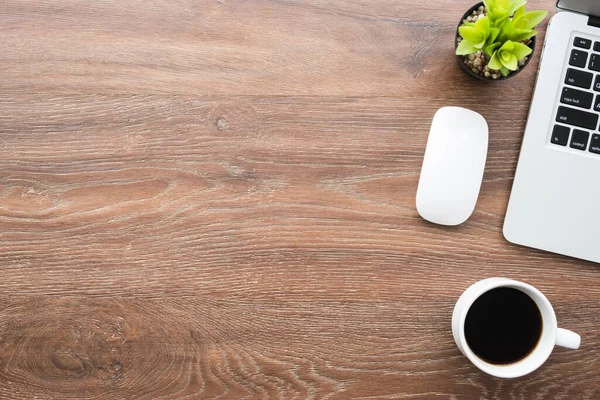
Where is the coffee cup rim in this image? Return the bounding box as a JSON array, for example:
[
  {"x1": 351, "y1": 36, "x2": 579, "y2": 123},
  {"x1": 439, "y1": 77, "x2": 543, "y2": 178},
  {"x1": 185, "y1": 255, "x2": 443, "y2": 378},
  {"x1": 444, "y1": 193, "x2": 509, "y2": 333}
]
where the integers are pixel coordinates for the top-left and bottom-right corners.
[{"x1": 456, "y1": 279, "x2": 558, "y2": 378}]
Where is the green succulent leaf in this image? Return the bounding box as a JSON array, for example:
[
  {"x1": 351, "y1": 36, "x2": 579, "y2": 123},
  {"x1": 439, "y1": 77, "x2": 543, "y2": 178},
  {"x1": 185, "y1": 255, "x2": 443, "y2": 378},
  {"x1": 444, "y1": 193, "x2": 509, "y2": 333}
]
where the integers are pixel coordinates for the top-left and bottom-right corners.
[
  {"x1": 513, "y1": 9, "x2": 548, "y2": 30},
  {"x1": 511, "y1": 41, "x2": 533, "y2": 59},
  {"x1": 513, "y1": 5, "x2": 526, "y2": 20},
  {"x1": 510, "y1": 0, "x2": 528, "y2": 14},
  {"x1": 459, "y1": 26, "x2": 486, "y2": 47},
  {"x1": 488, "y1": 40, "x2": 531, "y2": 73},
  {"x1": 457, "y1": 39, "x2": 479, "y2": 55},
  {"x1": 485, "y1": 42, "x2": 502, "y2": 57},
  {"x1": 510, "y1": 28, "x2": 537, "y2": 43},
  {"x1": 496, "y1": 12, "x2": 542, "y2": 43},
  {"x1": 501, "y1": 51, "x2": 518, "y2": 70},
  {"x1": 488, "y1": 52, "x2": 503, "y2": 70},
  {"x1": 484, "y1": 0, "x2": 527, "y2": 24},
  {"x1": 476, "y1": 14, "x2": 490, "y2": 30},
  {"x1": 456, "y1": 16, "x2": 500, "y2": 55},
  {"x1": 488, "y1": 27, "x2": 500, "y2": 45}
]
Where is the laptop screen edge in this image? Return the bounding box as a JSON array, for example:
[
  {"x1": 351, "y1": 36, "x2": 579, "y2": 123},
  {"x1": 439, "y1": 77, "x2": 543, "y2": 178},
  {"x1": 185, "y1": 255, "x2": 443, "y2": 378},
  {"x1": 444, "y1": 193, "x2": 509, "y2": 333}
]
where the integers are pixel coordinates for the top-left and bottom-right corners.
[{"x1": 556, "y1": 0, "x2": 600, "y2": 18}]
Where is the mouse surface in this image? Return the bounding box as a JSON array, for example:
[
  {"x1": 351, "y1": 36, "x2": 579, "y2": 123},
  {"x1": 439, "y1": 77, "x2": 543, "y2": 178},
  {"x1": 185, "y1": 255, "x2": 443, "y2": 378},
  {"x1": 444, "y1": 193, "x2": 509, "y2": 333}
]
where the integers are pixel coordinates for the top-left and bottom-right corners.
[{"x1": 416, "y1": 107, "x2": 488, "y2": 226}]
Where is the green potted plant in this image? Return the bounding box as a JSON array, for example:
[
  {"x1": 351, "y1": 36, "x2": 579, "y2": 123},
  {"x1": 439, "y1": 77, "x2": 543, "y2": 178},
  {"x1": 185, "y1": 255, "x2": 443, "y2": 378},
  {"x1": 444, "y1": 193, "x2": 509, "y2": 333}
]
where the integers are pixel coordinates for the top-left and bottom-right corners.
[{"x1": 455, "y1": 0, "x2": 548, "y2": 80}]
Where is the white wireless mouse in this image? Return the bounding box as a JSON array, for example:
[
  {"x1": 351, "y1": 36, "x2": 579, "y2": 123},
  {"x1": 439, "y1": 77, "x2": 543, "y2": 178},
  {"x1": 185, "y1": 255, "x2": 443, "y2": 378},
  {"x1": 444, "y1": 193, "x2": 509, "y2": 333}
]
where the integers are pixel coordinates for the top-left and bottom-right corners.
[{"x1": 416, "y1": 107, "x2": 488, "y2": 226}]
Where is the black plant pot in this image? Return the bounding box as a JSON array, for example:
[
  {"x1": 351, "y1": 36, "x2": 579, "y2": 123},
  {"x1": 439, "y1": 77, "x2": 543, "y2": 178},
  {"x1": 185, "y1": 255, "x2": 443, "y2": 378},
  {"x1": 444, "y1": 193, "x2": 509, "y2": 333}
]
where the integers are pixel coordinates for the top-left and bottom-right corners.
[{"x1": 455, "y1": 2, "x2": 536, "y2": 81}]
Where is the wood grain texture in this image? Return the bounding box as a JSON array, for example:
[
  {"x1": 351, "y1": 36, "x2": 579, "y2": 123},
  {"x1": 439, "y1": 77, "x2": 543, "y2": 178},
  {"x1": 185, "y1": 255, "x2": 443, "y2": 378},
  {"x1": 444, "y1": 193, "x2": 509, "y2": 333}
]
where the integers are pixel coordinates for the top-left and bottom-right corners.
[{"x1": 1, "y1": 0, "x2": 599, "y2": 399}]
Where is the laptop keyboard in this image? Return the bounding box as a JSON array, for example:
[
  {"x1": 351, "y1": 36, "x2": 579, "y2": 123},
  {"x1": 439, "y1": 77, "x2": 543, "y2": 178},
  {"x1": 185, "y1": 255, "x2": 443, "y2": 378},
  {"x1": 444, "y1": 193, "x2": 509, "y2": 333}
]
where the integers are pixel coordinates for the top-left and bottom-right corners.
[{"x1": 552, "y1": 36, "x2": 600, "y2": 154}]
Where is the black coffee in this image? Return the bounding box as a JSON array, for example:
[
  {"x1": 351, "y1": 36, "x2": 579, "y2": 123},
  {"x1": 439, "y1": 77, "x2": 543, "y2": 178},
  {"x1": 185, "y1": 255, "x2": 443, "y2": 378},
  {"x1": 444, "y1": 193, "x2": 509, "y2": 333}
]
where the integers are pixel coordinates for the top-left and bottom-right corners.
[{"x1": 464, "y1": 287, "x2": 542, "y2": 365}]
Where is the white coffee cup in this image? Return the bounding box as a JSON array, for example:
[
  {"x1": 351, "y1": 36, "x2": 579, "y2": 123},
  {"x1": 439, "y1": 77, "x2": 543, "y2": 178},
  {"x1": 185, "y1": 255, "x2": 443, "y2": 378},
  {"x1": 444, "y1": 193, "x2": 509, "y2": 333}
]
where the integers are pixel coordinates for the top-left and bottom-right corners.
[{"x1": 452, "y1": 278, "x2": 580, "y2": 378}]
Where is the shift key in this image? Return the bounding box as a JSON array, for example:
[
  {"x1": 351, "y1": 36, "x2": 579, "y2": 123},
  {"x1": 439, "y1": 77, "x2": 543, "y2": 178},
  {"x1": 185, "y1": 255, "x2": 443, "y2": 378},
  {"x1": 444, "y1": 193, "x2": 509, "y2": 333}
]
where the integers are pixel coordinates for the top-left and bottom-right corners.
[{"x1": 556, "y1": 106, "x2": 599, "y2": 130}]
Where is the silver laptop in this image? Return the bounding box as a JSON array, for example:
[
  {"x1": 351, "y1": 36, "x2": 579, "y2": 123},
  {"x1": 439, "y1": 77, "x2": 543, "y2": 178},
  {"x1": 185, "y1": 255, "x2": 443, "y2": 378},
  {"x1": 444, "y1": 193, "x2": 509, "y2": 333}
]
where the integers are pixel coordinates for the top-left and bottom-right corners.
[{"x1": 504, "y1": 0, "x2": 600, "y2": 263}]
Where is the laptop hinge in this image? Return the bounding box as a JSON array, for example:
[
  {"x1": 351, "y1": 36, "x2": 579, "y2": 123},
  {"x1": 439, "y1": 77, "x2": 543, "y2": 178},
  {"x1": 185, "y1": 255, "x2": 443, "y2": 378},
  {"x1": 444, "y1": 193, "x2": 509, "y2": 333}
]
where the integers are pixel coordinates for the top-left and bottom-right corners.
[{"x1": 589, "y1": 16, "x2": 600, "y2": 28}]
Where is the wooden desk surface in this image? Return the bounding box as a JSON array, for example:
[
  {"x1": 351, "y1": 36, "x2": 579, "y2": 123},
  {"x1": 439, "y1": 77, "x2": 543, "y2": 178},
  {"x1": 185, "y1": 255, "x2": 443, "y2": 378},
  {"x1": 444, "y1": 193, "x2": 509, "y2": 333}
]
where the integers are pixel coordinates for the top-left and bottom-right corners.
[{"x1": 1, "y1": 0, "x2": 598, "y2": 398}]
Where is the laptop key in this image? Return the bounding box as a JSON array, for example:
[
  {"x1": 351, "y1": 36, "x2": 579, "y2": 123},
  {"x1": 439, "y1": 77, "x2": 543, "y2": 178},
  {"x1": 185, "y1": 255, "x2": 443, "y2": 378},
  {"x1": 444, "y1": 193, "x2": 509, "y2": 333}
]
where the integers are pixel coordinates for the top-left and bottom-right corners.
[
  {"x1": 556, "y1": 106, "x2": 599, "y2": 130},
  {"x1": 570, "y1": 49, "x2": 588, "y2": 68},
  {"x1": 574, "y1": 37, "x2": 592, "y2": 49},
  {"x1": 589, "y1": 54, "x2": 600, "y2": 72},
  {"x1": 594, "y1": 75, "x2": 600, "y2": 92},
  {"x1": 551, "y1": 125, "x2": 570, "y2": 146},
  {"x1": 594, "y1": 95, "x2": 600, "y2": 112},
  {"x1": 590, "y1": 134, "x2": 600, "y2": 154},
  {"x1": 561, "y1": 87, "x2": 593, "y2": 109},
  {"x1": 570, "y1": 129, "x2": 589, "y2": 151},
  {"x1": 565, "y1": 68, "x2": 593, "y2": 89},
  {"x1": 595, "y1": 42, "x2": 600, "y2": 52}
]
